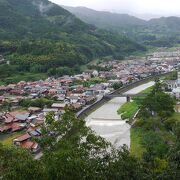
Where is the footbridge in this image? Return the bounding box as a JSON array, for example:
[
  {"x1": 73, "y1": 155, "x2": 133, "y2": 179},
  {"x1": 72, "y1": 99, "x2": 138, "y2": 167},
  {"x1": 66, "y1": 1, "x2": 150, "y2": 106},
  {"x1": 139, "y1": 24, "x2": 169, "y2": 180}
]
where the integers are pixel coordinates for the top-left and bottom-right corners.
[
  {"x1": 77, "y1": 71, "x2": 173, "y2": 119},
  {"x1": 104, "y1": 93, "x2": 147, "y2": 102}
]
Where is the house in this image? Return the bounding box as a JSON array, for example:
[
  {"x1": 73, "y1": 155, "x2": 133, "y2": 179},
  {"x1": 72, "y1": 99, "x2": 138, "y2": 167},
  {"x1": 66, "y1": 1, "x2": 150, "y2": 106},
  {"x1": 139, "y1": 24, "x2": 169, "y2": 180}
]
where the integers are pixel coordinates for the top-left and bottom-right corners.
[
  {"x1": 172, "y1": 87, "x2": 180, "y2": 99},
  {"x1": 69, "y1": 95, "x2": 79, "y2": 104},
  {"x1": 163, "y1": 80, "x2": 178, "y2": 90},
  {"x1": 0, "y1": 112, "x2": 4, "y2": 122},
  {"x1": 0, "y1": 86, "x2": 7, "y2": 92},
  {"x1": 92, "y1": 70, "x2": 99, "y2": 77},
  {"x1": 48, "y1": 89, "x2": 57, "y2": 95},
  {"x1": 28, "y1": 107, "x2": 42, "y2": 113},
  {"x1": 14, "y1": 133, "x2": 40, "y2": 153},
  {"x1": 15, "y1": 113, "x2": 30, "y2": 123},
  {"x1": 28, "y1": 129, "x2": 41, "y2": 137},
  {"x1": 85, "y1": 96, "x2": 96, "y2": 105},
  {"x1": 71, "y1": 103, "x2": 82, "y2": 111},
  {"x1": 10, "y1": 123, "x2": 26, "y2": 132},
  {"x1": 4, "y1": 114, "x2": 14, "y2": 124},
  {"x1": 43, "y1": 108, "x2": 59, "y2": 116},
  {"x1": 85, "y1": 89, "x2": 97, "y2": 96},
  {"x1": 13, "y1": 133, "x2": 31, "y2": 145},
  {"x1": 0, "y1": 125, "x2": 12, "y2": 133},
  {"x1": 0, "y1": 96, "x2": 5, "y2": 104},
  {"x1": 20, "y1": 141, "x2": 40, "y2": 154},
  {"x1": 51, "y1": 103, "x2": 66, "y2": 110}
]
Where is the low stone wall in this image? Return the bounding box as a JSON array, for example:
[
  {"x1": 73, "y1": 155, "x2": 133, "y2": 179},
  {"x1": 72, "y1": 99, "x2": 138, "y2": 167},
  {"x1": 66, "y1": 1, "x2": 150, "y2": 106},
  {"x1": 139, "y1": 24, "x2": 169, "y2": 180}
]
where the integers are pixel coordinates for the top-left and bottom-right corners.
[{"x1": 77, "y1": 72, "x2": 173, "y2": 119}]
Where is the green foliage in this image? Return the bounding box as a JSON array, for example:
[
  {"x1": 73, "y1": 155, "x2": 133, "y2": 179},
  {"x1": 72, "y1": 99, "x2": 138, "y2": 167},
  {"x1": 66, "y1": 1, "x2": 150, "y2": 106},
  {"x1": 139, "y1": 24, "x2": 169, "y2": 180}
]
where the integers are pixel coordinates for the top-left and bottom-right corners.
[
  {"x1": 82, "y1": 77, "x2": 107, "y2": 87},
  {"x1": 142, "y1": 131, "x2": 169, "y2": 159},
  {"x1": 142, "y1": 79, "x2": 175, "y2": 119},
  {"x1": 164, "y1": 71, "x2": 178, "y2": 80},
  {"x1": 131, "y1": 80, "x2": 177, "y2": 162},
  {"x1": 118, "y1": 101, "x2": 139, "y2": 120},
  {"x1": 37, "y1": 110, "x2": 145, "y2": 179},
  {"x1": 1, "y1": 109, "x2": 180, "y2": 179},
  {"x1": 112, "y1": 82, "x2": 123, "y2": 90},
  {"x1": 0, "y1": 72, "x2": 47, "y2": 85},
  {"x1": 65, "y1": 6, "x2": 180, "y2": 48},
  {"x1": 0, "y1": 144, "x2": 44, "y2": 180},
  {"x1": 130, "y1": 128, "x2": 145, "y2": 158},
  {"x1": 0, "y1": 0, "x2": 146, "y2": 84},
  {"x1": 19, "y1": 98, "x2": 54, "y2": 108}
]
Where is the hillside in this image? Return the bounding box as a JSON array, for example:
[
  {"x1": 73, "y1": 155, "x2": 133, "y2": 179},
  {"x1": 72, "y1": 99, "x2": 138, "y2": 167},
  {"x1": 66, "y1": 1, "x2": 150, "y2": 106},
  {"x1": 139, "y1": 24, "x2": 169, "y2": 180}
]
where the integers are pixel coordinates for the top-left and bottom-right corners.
[
  {"x1": 64, "y1": 6, "x2": 180, "y2": 47},
  {"x1": 63, "y1": 6, "x2": 146, "y2": 32},
  {"x1": 0, "y1": 0, "x2": 146, "y2": 84}
]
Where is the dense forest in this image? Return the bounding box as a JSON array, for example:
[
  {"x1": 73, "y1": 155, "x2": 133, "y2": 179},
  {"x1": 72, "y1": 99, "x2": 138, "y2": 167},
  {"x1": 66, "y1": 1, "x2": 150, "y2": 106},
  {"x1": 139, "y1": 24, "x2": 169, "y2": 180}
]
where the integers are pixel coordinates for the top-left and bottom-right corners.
[{"x1": 0, "y1": 0, "x2": 146, "y2": 84}]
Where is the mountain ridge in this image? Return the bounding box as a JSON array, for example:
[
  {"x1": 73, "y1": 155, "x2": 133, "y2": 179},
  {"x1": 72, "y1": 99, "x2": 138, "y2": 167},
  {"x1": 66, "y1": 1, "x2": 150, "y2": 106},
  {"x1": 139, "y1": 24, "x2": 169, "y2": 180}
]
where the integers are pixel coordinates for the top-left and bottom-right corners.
[
  {"x1": 0, "y1": 0, "x2": 145, "y2": 84},
  {"x1": 63, "y1": 5, "x2": 180, "y2": 47}
]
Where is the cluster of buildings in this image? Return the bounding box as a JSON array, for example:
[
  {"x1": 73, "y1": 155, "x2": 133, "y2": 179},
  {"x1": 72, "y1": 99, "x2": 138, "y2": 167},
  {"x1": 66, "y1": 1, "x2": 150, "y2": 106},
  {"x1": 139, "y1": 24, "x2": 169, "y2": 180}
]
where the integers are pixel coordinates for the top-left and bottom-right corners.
[
  {"x1": 0, "y1": 109, "x2": 42, "y2": 153},
  {"x1": 1, "y1": 52, "x2": 180, "y2": 152},
  {"x1": 0, "y1": 73, "x2": 112, "y2": 153},
  {"x1": 147, "y1": 48, "x2": 180, "y2": 61},
  {"x1": 97, "y1": 57, "x2": 178, "y2": 84}
]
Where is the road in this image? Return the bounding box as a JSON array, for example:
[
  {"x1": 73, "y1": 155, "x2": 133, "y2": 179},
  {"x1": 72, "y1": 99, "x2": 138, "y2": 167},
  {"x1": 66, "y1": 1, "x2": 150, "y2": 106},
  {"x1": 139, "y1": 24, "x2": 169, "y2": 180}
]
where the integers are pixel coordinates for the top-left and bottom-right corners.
[{"x1": 85, "y1": 81, "x2": 155, "y2": 149}]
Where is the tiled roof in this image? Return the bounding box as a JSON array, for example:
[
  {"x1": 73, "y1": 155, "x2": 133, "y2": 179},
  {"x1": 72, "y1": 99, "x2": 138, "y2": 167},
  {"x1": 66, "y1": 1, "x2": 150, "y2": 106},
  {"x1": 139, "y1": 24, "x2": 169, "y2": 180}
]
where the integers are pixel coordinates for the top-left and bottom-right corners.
[{"x1": 14, "y1": 133, "x2": 31, "y2": 142}]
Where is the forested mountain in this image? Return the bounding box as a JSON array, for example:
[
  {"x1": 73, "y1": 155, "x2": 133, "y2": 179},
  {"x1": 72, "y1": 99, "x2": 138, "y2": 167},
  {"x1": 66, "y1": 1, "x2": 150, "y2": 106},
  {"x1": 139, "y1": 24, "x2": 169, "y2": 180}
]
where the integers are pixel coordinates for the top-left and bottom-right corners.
[
  {"x1": 0, "y1": 0, "x2": 146, "y2": 84},
  {"x1": 64, "y1": 6, "x2": 180, "y2": 47},
  {"x1": 63, "y1": 6, "x2": 146, "y2": 32}
]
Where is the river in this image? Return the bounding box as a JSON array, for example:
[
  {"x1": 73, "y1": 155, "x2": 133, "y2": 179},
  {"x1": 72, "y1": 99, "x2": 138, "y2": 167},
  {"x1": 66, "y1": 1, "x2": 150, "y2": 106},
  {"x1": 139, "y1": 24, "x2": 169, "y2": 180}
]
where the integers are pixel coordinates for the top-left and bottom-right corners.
[{"x1": 85, "y1": 81, "x2": 155, "y2": 149}]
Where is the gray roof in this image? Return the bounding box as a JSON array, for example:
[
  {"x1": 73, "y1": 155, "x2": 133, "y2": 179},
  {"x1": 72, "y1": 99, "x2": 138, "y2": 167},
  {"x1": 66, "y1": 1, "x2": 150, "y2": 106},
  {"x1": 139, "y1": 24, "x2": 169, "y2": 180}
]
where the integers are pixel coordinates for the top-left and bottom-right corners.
[
  {"x1": 43, "y1": 108, "x2": 58, "y2": 112},
  {"x1": 16, "y1": 113, "x2": 30, "y2": 121},
  {"x1": 164, "y1": 80, "x2": 177, "y2": 85}
]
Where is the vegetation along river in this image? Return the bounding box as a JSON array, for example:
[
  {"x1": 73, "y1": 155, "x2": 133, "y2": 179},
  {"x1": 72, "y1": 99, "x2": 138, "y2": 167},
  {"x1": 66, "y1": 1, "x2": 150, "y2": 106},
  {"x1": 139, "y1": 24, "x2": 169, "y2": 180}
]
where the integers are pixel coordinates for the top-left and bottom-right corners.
[{"x1": 85, "y1": 81, "x2": 155, "y2": 148}]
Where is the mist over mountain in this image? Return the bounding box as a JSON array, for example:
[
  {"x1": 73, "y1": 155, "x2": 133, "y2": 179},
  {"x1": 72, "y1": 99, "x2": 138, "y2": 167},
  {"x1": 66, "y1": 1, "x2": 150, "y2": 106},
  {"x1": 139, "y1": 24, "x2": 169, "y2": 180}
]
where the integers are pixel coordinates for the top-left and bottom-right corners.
[
  {"x1": 63, "y1": 6, "x2": 180, "y2": 47},
  {"x1": 63, "y1": 6, "x2": 146, "y2": 31},
  {"x1": 0, "y1": 0, "x2": 146, "y2": 84}
]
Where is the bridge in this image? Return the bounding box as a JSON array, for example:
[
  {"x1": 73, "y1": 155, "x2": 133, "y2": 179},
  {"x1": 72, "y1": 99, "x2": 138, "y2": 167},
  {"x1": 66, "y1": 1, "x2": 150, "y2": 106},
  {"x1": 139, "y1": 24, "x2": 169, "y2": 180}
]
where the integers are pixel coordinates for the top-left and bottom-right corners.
[
  {"x1": 104, "y1": 93, "x2": 147, "y2": 102},
  {"x1": 77, "y1": 71, "x2": 174, "y2": 119}
]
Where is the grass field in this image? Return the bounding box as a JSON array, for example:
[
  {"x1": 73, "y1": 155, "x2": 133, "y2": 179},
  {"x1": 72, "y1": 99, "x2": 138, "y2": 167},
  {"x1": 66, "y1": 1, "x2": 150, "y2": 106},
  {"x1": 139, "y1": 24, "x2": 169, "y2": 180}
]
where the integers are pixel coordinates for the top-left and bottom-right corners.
[
  {"x1": 118, "y1": 101, "x2": 139, "y2": 120},
  {"x1": 169, "y1": 112, "x2": 180, "y2": 121},
  {"x1": 0, "y1": 72, "x2": 47, "y2": 85},
  {"x1": 139, "y1": 86, "x2": 153, "y2": 94},
  {"x1": 118, "y1": 85, "x2": 154, "y2": 120},
  {"x1": 1, "y1": 131, "x2": 25, "y2": 147},
  {"x1": 130, "y1": 128, "x2": 145, "y2": 158}
]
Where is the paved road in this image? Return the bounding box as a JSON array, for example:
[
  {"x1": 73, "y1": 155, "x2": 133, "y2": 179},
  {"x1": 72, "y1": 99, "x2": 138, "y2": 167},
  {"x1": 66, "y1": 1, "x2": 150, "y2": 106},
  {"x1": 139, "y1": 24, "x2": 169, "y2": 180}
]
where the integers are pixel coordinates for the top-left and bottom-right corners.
[{"x1": 85, "y1": 81, "x2": 155, "y2": 149}]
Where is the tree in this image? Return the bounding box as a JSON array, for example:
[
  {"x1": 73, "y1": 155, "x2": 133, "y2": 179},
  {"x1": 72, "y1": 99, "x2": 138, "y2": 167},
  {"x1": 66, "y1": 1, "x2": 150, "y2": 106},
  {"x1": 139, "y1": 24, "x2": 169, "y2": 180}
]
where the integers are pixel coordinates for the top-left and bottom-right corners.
[
  {"x1": 142, "y1": 79, "x2": 175, "y2": 119},
  {"x1": 2, "y1": 109, "x2": 180, "y2": 179},
  {"x1": 112, "y1": 82, "x2": 123, "y2": 90},
  {"x1": 0, "y1": 144, "x2": 44, "y2": 180},
  {"x1": 38, "y1": 109, "x2": 146, "y2": 179}
]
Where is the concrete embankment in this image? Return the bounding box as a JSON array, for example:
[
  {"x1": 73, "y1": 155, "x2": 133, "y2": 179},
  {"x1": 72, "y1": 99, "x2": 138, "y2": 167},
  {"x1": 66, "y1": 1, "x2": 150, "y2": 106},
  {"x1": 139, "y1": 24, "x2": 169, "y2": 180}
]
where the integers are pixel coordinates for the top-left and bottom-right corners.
[{"x1": 77, "y1": 72, "x2": 172, "y2": 119}]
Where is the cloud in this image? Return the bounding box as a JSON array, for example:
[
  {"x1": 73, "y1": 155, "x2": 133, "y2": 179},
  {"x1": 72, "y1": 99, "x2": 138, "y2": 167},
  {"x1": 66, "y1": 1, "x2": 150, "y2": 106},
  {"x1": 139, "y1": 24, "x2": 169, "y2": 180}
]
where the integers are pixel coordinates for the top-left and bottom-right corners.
[
  {"x1": 33, "y1": 0, "x2": 54, "y2": 15},
  {"x1": 50, "y1": 0, "x2": 180, "y2": 15}
]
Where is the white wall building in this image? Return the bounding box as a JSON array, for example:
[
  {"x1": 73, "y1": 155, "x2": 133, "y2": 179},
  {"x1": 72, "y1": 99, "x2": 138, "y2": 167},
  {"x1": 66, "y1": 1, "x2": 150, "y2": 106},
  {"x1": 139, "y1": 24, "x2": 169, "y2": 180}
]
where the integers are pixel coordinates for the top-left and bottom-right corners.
[{"x1": 172, "y1": 72, "x2": 180, "y2": 99}]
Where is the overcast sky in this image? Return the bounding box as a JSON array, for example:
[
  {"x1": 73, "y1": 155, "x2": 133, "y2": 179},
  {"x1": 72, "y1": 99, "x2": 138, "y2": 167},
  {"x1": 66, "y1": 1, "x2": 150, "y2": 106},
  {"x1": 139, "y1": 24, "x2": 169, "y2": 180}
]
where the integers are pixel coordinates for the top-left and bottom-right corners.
[{"x1": 50, "y1": 0, "x2": 180, "y2": 17}]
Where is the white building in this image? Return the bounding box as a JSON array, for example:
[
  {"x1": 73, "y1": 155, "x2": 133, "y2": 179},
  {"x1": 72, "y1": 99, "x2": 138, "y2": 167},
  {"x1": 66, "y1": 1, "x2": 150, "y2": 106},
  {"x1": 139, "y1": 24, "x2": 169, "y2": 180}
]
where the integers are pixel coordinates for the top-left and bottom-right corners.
[{"x1": 172, "y1": 72, "x2": 180, "y2": 99}]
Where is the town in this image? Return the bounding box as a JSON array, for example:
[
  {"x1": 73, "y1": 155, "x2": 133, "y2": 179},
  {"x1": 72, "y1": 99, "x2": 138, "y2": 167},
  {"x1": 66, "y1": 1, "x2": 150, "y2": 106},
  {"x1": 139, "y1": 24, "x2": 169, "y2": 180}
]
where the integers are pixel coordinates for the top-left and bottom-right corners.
[{"x1": 1, "y1": 49, "x2": 180, "y2": 154}]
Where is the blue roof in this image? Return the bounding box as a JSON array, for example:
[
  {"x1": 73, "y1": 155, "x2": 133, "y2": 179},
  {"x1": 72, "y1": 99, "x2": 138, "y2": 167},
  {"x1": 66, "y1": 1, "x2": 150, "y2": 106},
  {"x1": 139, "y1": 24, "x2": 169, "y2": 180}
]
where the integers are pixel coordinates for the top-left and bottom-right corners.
[
  {"x1": 36, "y1": 128, "x2": 41, "y2": 135},
  {"x1": 29, "y1": 130, "x2": 40, "y2": 136}
]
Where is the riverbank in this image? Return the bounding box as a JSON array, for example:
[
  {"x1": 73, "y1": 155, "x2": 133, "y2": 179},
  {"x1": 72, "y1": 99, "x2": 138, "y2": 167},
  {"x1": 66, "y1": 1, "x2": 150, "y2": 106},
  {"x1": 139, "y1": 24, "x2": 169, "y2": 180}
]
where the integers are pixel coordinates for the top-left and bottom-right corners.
[
  {"x1": 117, "y1": 82, "x2": 154, "y2": 121},
  {"x1": 85, "y1": 81, "x2": 155, "y2": 149}
]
